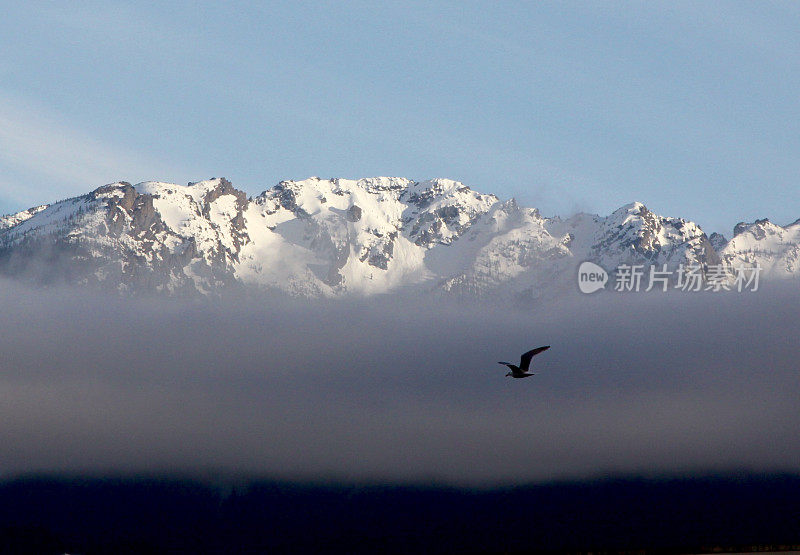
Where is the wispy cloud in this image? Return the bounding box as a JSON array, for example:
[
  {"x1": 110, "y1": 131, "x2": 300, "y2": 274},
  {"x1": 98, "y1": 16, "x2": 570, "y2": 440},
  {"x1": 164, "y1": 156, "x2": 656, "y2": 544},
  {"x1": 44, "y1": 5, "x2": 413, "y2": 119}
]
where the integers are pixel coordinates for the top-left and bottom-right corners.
[{"x1": 0, "y1": 92, "x2": 189, "y2": 209}]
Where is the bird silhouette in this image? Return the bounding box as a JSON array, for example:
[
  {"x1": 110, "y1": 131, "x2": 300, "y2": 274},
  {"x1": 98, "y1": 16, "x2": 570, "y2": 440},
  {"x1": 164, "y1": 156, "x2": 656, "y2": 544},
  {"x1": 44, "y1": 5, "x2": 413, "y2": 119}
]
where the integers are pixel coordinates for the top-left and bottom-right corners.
[{"x1": 498, "y1": 346, "x2": 550, "y2": 378}]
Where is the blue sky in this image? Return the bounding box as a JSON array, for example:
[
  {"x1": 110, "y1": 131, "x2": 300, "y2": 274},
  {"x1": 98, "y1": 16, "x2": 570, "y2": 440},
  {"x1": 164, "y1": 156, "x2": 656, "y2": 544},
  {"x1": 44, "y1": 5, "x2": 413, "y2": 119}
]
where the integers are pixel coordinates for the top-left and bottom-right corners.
[{"x1": 1, "y1": 1, "x2": 798, "y2": 235}]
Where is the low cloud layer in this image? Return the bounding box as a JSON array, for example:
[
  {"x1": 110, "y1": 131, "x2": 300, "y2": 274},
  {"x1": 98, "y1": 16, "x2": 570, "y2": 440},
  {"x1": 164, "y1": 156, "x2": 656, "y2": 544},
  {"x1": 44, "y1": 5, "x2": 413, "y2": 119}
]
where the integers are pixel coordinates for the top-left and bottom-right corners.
[{"x1": 1, "y1": 283, "x2": 798, "y2": 485}]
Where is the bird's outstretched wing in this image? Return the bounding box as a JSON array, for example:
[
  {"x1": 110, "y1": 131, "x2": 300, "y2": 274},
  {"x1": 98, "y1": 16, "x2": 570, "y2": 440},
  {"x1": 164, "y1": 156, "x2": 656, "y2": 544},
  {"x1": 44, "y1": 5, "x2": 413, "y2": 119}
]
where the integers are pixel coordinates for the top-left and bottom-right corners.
[
  {"x1": 498, "y1": 362, "x2": 514, "y2": 368},
  {"x1": 519, "y1": 346, "x2": 550, "y2": 371}
]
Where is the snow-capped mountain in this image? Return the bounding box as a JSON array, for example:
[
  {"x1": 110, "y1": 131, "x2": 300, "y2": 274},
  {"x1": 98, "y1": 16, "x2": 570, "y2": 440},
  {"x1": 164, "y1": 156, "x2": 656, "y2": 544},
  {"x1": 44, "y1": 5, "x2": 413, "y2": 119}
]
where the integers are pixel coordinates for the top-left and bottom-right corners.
[
  {"x1": 718, "y1": 218, "x2": 800, "y2": 278},
  {"x1": 0, "y1": 176, "x2": 792, "y2": 298}
]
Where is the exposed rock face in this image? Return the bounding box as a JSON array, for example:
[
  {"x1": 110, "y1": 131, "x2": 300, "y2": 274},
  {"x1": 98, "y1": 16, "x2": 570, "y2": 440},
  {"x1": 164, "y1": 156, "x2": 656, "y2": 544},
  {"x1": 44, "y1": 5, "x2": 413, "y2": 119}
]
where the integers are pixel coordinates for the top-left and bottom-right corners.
[
  {"x1": 734, "y1": 218, "x2": 772, "y2": 238},
  {"x1": 404, "y1": 182, "x2": 497, "y2": 248},
  {"x1": 0, "y1": 179, "x2": 246, "y2": 294},
  {"x1": 709, "y1": 232, "x2": 728, "y2": 251},
  {"x1": 2, "y1": 175, "x2": 792, "y2": 298},
  {"x1": 587, "y1": 202, "x2": 719, "y2": 269},
  {"x1": 346, "y1": 205, "x2": 362, "y2": 222},
  {"x1": 439, "y1": 201, "x2": 570, "y2": 299},
  {"x1": 0, "y1": 204, "x2": 49, "y2": 230},
  {"x1": 719, "y1": 218, "x2": 800, "y2": 278}
]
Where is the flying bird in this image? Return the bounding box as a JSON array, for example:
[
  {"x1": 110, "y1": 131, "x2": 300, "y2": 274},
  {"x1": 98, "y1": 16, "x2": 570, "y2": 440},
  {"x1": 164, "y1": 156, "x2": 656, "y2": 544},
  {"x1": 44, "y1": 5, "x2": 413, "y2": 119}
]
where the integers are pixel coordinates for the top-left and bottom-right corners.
[{"x1": 499, "y1": 346, "x2": 550, "y2": 378}]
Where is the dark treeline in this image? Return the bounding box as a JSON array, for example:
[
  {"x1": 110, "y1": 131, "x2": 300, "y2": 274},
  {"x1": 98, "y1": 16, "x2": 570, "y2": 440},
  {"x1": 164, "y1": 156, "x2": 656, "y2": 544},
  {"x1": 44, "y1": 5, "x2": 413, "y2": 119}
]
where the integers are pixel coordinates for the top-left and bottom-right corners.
[{"x1": 2, "y1": 473, "x2": 799, "y2": 554}]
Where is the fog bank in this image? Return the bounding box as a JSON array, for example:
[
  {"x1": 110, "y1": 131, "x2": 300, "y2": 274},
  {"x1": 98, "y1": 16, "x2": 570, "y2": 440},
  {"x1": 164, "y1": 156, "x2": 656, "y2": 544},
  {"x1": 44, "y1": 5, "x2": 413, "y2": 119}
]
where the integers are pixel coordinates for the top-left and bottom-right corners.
[{"x1": 1, "y1": 283, "x2": 798, "y2": 484}]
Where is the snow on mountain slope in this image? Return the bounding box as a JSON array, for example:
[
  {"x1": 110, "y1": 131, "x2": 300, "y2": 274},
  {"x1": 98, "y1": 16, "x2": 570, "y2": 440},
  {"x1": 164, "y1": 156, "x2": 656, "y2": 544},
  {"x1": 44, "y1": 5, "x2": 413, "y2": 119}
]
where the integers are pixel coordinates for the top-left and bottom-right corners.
[
  {"x1": 438, "y1": 200, "x2": 571, "y2": 299},
  {"x1": 439, "y1": 200, "x2": 720, "y2": 299},
  {"x1": 719, "y1": 218, "x2": 800, "y2": 278},
  {"x1": 581, "y1": 201, "x2": 718, "y2": 269},
  {"x1": 236, "y1": 177, "x2": 498, "y2": 296},
  {"x1": 0, "y1": 176, "x2": 786, "y2": 298},
  {"x1": 0, "y1": 204, "x2": 49, "y2": 230},
  {"x1": 0, "y1": 179, "x2": 247, "y2": 293}
]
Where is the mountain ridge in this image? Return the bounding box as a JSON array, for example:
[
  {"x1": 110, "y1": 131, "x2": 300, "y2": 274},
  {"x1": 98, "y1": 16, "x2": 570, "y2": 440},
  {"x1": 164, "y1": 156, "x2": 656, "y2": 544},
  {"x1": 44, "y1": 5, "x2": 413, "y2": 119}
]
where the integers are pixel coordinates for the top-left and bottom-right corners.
[{"x1": 0, "y1": 177, "x2": 791, "y2": 298}]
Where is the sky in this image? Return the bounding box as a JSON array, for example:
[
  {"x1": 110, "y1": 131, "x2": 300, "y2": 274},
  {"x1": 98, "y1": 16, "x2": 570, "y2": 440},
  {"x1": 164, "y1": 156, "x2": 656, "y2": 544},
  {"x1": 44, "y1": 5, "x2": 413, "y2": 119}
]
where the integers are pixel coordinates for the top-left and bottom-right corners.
[
  {"x1": 1, "y1": 2, "x2": 799, "y2": 236},
  {"x1": 1, "y1": 282, "x2": 799, "y2": 484}
]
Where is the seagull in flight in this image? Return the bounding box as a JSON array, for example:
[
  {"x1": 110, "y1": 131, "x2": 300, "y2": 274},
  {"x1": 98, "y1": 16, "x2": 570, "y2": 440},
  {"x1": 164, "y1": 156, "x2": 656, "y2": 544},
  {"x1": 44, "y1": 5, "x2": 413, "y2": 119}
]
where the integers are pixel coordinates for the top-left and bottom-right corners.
[{"x1": 499, "y1": 346, "x2": 550, "y2": 378}]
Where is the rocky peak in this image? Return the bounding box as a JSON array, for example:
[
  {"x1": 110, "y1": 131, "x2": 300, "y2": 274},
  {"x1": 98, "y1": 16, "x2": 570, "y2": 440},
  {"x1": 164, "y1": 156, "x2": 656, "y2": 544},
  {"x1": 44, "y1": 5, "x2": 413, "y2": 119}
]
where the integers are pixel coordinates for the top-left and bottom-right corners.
[
  {"x1": 708, "y1": 232, "x2": 728, "y2": 251},
  {"x1": 733, "y1": 218, "x2": 776, "y2": 239},
  {"x1": 609, "y1": 201, "x2": 648, "y2": 220},
  {"x1": 200, "y1": 177, "x2": 247, "y2": 214},
  {"x1": 592, "y1": 201, "x2": 716, "y2": 266},
  {"x1": 0, "y1": 204, "x2": 49, "y2": 230},
  {"x1": 93, "y1": 183, "x2": 163, "y2": 239},
  {"x1": 403, "y1": 179, "x2": 493, "y2": 208}
]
